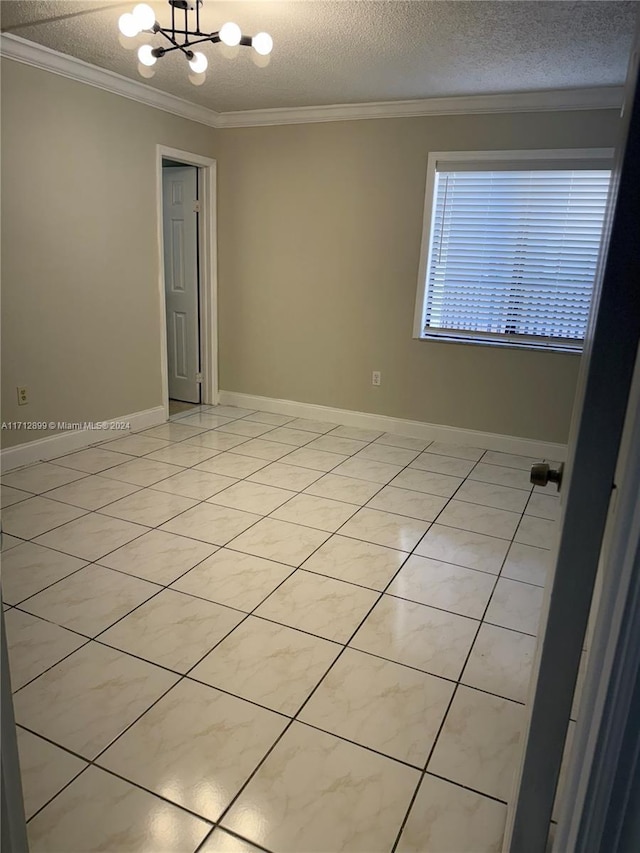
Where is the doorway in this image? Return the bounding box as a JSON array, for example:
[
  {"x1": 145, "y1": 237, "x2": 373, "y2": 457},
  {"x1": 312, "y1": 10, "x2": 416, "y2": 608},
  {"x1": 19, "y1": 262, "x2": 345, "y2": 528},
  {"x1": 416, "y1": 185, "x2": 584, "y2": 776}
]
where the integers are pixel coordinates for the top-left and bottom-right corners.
[
  {"x1": 162, "y1": 160, "x2": 201, "y2": 410},
  {"x1": 156, "y1": 146, "x2": 218, "y2": 420}
]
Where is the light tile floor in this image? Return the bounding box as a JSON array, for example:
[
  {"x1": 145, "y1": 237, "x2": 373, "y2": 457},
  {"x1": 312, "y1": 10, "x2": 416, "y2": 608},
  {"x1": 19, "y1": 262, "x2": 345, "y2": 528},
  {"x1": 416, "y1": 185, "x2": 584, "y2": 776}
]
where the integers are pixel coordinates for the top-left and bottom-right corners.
[{"x1": 1, "y1": 405, "x2": 561, "y2": 853}]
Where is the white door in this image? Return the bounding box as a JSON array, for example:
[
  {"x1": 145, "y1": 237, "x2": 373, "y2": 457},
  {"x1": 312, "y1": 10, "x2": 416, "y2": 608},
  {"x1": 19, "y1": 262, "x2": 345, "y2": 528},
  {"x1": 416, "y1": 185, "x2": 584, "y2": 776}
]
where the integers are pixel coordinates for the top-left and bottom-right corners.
[
  {"x1": 504, "y1": 37, "x2": 640, "y2": 853},
  {"x1": 162, "y1": 165, "x2": 200, "y2": 404}
]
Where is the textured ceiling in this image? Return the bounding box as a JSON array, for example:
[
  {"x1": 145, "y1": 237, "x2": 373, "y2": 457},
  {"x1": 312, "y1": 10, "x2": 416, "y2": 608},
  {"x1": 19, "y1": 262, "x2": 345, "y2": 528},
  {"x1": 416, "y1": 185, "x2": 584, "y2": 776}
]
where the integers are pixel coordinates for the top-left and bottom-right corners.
[{"x1": 1, "y1": 1, "x2": 637, "y2": 113}]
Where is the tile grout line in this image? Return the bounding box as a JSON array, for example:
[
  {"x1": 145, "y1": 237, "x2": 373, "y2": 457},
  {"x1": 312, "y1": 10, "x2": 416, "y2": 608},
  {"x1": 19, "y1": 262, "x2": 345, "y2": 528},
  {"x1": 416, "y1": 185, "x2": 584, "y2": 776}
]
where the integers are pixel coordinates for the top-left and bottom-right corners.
[
  {"x1": 21, "y1": 742, "x2": 220, "y2": 836},
  {"x1": 388, "y1": 451, "x2": 519, "y2": 849},
  {"x1": 8, "y1": 430, "x2": 543, "y2": 690},
  {"x1": 8, "y1": 431, "x2": 546, "y2": 673},
  {"x1": 390, "y1": 444, "x2": 539, "y2": 852},
  {"x1": 201, "y1": 438, "x2": 511, "y2": 837},
  {"x1": 7, "y1": 426, "x2": 404, "y2": 702},
  {"x1": 17, "y1": 461, "x2": 383, "y2": 838},
  {"x1": 181, "y1": 437, "x2": 437, "y2": 837},
  {"x1": 12, "y1": 429, "x2": 403, "y2": 834},
  {"x1": 4, "y1": 421, "x2": 543, "y2": 553},
  {"x1": 4, "y1": 411, "x2": 553, "y2": 850}
]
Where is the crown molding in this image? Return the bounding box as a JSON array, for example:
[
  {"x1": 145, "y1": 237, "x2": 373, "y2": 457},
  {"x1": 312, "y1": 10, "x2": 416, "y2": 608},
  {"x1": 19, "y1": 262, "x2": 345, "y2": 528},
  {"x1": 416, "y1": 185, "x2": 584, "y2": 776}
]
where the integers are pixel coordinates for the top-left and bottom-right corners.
[
  {"x1": 0, "y1": 33, "x2": 220, "y2": 128},
  {"x1": 1, "y1": 33, "x2": 624, "y2": 130},
  {"x1": 216, "y1": 86, "x2": 624, "y2": 127}
]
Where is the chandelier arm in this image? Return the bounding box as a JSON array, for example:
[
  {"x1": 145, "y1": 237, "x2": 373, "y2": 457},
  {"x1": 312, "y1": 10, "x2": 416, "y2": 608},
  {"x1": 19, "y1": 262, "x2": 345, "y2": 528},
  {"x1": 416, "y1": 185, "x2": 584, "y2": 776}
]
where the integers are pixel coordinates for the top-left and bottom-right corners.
[
  {"x1": 160, "y1": 33, "x2": 221, "y2": 51},
  {"x1": 155, "y1": 27, "x2": 220, "y2": 40},
  {"x1": 156, "y1": 27, "x2": 180, "y2": 50},
  {"x1": 153, "y1": 31, "x2": 192, "y2": 58},
  {"x1": 156, "y1": 28, "x2": 222, "y2": 48},
  {"x1": 158, "y1": 44, "x2": 192, "y2": 57},
  {"x1": 180, "y1": 34, "x2": 221, "y2": 48},
  {"x1": 153, "y1": 29, "x2": 187, "y2": 59}
]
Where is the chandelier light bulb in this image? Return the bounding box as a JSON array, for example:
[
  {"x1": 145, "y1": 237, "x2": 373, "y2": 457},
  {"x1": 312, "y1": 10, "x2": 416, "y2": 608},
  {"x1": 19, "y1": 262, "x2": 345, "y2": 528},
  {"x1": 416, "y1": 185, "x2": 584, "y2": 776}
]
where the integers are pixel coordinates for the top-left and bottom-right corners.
[
  {"x1": 188, "y1": 51, "x2": 208, "y2": 74},
  {"x1": 252, "y1": 32, "x2": 273, "y2": 56},
  {"x1": 118, "y1": 13, "x2": 141, "y2": 38},
  {"x1": 219, "y1": 22, "x2": 241, "y2": 47},
  {"x1": 132, "y1": 4, "x2": 156, "y2": 31},
  {"x1": 138, "y1": 44, "x2": 157, "y2": 66}
]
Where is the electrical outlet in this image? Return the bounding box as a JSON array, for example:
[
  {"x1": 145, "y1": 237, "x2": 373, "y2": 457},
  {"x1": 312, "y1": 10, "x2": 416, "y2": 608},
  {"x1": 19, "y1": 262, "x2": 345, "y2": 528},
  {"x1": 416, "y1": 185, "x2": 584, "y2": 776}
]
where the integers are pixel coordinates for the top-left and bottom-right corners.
[
  {"x1": 372, "y1": 371, "x2": 381, "y2": 387},
  {"x1": 17, "y1": 386, "x2": 28, "y2": 406}
]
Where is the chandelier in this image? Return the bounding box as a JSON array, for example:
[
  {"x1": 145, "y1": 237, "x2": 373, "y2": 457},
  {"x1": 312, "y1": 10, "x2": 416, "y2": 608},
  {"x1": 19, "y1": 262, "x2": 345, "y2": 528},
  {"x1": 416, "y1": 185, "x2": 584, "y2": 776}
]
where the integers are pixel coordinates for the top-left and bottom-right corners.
[{"x1": 118, "y1": 1, "x2": 273, "y2": 81}]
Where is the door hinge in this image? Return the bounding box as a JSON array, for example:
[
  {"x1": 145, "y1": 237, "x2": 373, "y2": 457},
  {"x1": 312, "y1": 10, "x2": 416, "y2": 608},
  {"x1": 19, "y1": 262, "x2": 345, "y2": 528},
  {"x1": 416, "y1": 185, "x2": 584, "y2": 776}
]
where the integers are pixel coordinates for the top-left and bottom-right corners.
[
  {"x1": 195, "y1": 372, "x2": 203, "y2": 383},
  {"x1": 193, "y1": 200, "x2": 201, "y2": 213}
]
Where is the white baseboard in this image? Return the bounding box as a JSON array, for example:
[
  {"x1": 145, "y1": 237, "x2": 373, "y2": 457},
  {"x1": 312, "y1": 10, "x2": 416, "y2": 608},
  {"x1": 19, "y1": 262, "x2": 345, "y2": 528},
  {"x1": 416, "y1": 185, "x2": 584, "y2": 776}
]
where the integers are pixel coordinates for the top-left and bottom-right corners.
[
  {"x1": 218, "y1": 391, "x2": 567, "y2": 461},
  {"x1": 0, "y1": 406, "x2": 166, "y2": 472}
]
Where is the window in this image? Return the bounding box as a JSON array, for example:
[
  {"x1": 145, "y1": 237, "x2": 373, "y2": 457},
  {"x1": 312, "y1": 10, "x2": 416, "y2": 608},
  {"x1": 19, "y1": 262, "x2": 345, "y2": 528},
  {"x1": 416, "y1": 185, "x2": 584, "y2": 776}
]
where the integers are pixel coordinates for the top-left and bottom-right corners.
[{"x1": 413, "y1": 149, "x2": 613, "y2": 351}]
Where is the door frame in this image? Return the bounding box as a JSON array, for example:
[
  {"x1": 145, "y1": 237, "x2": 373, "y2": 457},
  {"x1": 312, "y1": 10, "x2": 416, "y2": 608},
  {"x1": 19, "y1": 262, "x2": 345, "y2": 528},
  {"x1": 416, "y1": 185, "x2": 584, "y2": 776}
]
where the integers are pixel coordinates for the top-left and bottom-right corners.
[
  {"x1": 1, "y1": 605, "x2": 29, "y2": 853},
  {"x1": 156, "y1": 145, "x2": 218, "y2": 417},
  {"x1": 555, "y1": 341, "x2": 640, "y2": 852}
]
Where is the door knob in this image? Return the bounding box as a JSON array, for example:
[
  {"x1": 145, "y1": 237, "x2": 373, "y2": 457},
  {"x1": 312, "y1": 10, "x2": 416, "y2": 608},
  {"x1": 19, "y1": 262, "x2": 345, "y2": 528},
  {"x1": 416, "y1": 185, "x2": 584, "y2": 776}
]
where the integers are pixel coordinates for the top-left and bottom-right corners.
[{"x1": 530, "y1": 462, "x2": 564, "y2": 491}]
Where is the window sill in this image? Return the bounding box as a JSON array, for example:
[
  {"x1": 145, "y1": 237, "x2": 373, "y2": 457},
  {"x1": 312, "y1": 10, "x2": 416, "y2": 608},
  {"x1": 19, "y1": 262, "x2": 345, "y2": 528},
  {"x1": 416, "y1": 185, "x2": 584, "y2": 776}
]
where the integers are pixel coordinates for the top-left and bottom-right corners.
[{"x1": 414, "y1": 333, "x2": 583, "y2": 354}]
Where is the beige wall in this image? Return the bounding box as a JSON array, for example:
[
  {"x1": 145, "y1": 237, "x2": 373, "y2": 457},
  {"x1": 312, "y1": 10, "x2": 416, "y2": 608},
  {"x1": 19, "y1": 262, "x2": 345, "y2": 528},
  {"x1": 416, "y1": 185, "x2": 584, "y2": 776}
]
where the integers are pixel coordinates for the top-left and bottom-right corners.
[
  {"x1": 0, "y1": 60, "x2": 217, "y2": 448},
  {"x1": 216, "y1": 111, "x2": 620, "y2": 443},
  {"x1": 1, "y1": 58, "x2": 621, "y2": 450}
]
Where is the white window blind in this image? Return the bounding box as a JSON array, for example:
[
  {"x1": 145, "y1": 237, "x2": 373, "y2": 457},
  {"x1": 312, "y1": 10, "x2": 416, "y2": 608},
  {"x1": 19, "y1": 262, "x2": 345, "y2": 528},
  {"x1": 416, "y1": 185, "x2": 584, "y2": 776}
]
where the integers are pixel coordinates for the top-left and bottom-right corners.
[{"x1": 422, "y1": 165, "x2": 611, "y2": 350}]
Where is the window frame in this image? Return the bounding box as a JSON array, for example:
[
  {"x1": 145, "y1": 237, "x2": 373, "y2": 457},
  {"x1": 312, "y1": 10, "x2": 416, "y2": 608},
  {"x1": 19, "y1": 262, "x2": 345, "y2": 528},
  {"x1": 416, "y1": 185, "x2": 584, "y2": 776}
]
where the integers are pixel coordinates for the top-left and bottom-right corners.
[{"x1": 413, "y1": 148, "x2": 614, "y2": 352}]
